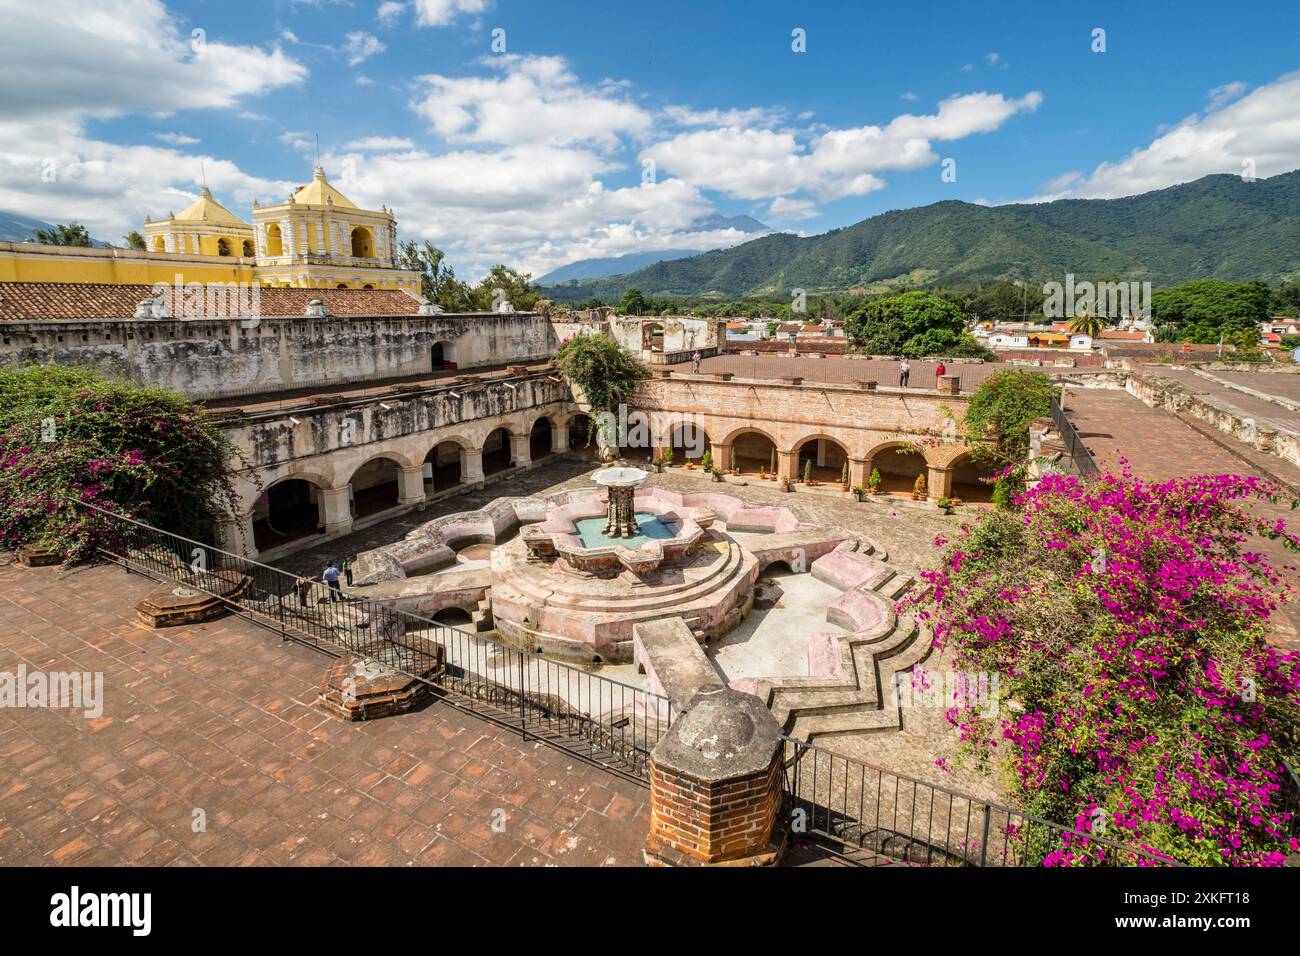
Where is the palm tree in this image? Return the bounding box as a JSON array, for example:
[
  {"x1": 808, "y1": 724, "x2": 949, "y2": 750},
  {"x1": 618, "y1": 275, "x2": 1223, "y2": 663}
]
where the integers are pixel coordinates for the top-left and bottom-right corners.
[{"x1": 1069, "y1": 308, "x2": 1104, "y2": 339}]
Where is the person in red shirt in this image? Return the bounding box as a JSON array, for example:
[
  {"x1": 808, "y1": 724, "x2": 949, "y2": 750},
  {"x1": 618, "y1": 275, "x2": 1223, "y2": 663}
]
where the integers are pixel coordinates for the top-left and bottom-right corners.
[{"x1": 935, "y1": 361, "x2": 946, "y2": 381}]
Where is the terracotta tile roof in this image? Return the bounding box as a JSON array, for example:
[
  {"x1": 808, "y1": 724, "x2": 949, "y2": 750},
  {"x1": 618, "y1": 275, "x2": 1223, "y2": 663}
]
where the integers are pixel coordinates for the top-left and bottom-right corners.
[
  {"x1": 0, "y1": 282, "x2": 423, "y2": 321},
  {"x1": 1099, "y1": 330, "x2": 1148, "y2": 340}
]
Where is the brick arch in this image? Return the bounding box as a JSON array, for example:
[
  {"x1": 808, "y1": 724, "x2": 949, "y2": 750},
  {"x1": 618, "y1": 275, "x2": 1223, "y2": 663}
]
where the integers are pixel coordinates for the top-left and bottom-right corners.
[
  {"x1": 717, "y1": 423, "x2": 781, "y2": 450},
  {"x1": 346, "y1": 450, "x2": 418, "y2": 477},
  {"x1": 238, "y1": 467, "x2": 337, "y2": 513},
  {"x1": 863, "y1": 438, "x2": 947, "y2": 468},
  {"x1": 790, "y1": 431, "x2": 859, "y2": 459}
]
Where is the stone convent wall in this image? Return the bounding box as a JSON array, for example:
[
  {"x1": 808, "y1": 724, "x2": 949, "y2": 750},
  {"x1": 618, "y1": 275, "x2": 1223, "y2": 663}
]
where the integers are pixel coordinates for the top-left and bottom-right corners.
[{"x1": 0, "y1": 312, "x2": 553, "y2": 400}]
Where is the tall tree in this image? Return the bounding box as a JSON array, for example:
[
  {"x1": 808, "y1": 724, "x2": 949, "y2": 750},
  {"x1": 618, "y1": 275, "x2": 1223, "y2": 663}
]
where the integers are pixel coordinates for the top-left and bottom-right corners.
[
  {"x1": 33, "y1": 223, "x2": 92, "y2": 247},
  {"x1": 122, "y1": 231, "x2": 146, "y2": 251}
]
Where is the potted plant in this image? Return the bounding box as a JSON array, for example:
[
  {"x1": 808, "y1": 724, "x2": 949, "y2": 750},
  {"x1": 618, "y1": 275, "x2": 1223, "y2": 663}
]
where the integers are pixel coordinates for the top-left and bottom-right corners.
[
  {"x1": 711, "y1": 466, "x2": 724, "y2": 482},
  {"x1": 663, "y1": 447, "x2": 674, "y2": 468},
  {"x1": 840, "y1": 460, "x2": 850, "y2": 491},
  {"x1": 912, "y1": 473, "x2": 928, "y2": 501},
  {"x1": 768, "y1": 447, "x2": 777, "y2": 476},
  {"x1": 650, "y1": 455, "x2": 663, "y2": 474},
  {"x1": 700, "y1": 449, "x2": 713, "y2": 472},
  {"x1": 779, "y1": 476, "x2": 792, "y2": 492},
  {"x1": 868, "y1": 468, "x2": 882, "y2": 495},
  {"x1": 730, "y1": 447, "x2": 739, "y2": 475},
  {"x1": 851, "y1": 485, "x2": 867, "y2": 502},
  {"x1": 936, "y1": 496, "x2": 953, "y2": 513},
  {"x1": 802, "y1": 459, "x2": 815, "y2": 485}
]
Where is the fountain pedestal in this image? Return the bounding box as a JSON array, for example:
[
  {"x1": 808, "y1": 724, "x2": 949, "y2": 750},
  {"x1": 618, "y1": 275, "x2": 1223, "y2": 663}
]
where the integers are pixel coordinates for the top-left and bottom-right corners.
[{"x1": 592, "y1": 465, "x2": 650, "y2": 540}]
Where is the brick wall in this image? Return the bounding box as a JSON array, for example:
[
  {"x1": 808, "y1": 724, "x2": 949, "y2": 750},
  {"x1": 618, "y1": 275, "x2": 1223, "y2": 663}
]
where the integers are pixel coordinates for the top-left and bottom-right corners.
[{"x1": 647, "y1": 755, "x2": 783, "y2": 864}]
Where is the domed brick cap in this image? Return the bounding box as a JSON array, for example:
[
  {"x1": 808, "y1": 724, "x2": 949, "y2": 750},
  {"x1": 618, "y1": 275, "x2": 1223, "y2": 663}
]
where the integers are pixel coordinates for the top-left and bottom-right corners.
[{"x1": 650, "y1": 684, "x2": 782, "y2": 783}]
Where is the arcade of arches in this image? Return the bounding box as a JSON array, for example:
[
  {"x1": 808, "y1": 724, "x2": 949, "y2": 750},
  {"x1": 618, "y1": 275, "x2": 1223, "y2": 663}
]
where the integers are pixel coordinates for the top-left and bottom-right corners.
[{"x1": 244, "y1": 411, "x2": 574, "y2": 556}]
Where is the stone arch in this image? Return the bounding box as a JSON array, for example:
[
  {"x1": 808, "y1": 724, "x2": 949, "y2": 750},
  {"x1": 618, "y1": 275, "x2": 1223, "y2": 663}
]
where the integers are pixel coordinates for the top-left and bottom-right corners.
[
  {"x1": 350, "y1": 226, "x2": 374, "y2": 258},
  {"x1": 566, "y1": 413, "x2": 596, "y2": 455},
  {"x1": 265, "y1": 223, "x2": 283, "y2": 257},
  {"x1": 242, "y1": 239, "x2": 254, "y2": 257},
  {"x1": 252, "y1": 475, "x2": 325, "y2": 551},
  {"x1": 944, "y1": 450, "x2": 998, "y2": 503},
  {"x1": 529, "y1": 415, "x2": 555, "y2": 461},
  {"x1": 793, "y1": 433, "x2": 851, "y2": 484},
  {"x1": 723, "y1": 426, "x2": 779, "y2": 476},
  {"x1": 668, "y1": 420, "x2": 712, "y2": 461},
  {"x1": 152, "y1": 236, "x2": 166, "y2": 252},
  {"x1": 216, "y1": 237, "x2": 232, "y2": 257},
  {"x1": 346, "y1": 453, "x2": 411, "y2": 519},
  {"x1": 430, "y1": 339, "x2": 457, "y2": 370},
  {"x1": 865, "y1": 440, "x2": 929, "y2": 497},
  {"x1": 480, "y1": 426, "x2": 515, "y2": 476},
  {"x1": 423, "y1": 439, "x2": 466, "y2": 493},
  {"x1": 642, "y1": 322, "x2": 665, "y2": 351}
]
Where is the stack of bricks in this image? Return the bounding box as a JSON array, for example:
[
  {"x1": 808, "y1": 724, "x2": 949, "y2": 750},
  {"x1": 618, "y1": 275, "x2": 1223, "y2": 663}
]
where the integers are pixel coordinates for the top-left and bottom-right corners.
[
  {"x1": 644, "y1": 684, "x2": 786, "y2": 866},
  {"x1": 936, "y1": 374, "x2": 961, "y2": 395}
]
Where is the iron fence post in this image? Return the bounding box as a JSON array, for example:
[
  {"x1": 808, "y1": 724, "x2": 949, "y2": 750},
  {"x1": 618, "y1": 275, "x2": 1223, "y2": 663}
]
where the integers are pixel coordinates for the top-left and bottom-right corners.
[
  {"x1": 518, "y1": 648, "x2": 527, "y2": 742},
  {"x1": 979, "y1": 804, "x2": 992, "y2": 867}
]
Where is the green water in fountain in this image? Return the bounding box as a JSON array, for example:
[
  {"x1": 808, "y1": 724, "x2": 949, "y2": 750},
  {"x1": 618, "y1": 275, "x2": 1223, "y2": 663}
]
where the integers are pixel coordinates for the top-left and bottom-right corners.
[{"x1": 574, "y1": 512, "x2": 676, "y2": 549}]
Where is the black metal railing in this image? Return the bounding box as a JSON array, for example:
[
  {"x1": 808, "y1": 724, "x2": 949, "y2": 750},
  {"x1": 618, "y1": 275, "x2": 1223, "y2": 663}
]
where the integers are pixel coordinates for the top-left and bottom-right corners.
[
  {"x1": 781, "y1": 737, "x2": 1178, "y2": 867},
  {"x1": 1050, "y1": 396, "x2": 1099, "y2": 478},
  {"x1": 74, "y1": 501, "x2": 673, "y2": 783}
]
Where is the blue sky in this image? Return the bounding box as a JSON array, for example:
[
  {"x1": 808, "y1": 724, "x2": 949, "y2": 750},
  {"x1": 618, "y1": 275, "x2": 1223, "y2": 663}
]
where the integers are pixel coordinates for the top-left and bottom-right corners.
[{"x1": 3, "y1": 0, "x2": 1299, "y2": 279}]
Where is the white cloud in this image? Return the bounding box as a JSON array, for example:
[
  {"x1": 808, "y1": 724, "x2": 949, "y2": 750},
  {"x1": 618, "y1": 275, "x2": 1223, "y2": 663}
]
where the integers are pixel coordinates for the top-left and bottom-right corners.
[
  {"x1": 412, "y1": 55, "x2": 654, "y2": 150},
  {"x1": 768, "y1": 197, "x2": 818, "y2": 221},
  {"x1": 346, "y1": 136, "x2": 416, "y2": 151},
  {"x1": 376, "y1": 1, "x2": 405, "y2": 25},
  {"x1": 322, "y1": 141, "x2": 725, "y2": 277},
  {"x1": 1206, "y1": 81, "x2": 1246, "y2": 111},
  {"x1": 900, "y1": 92, "x2": 919, "y2": 102},
  {"x1": 663, "y1": 105, "x2": 785, "y2": 128},
  {"x1": 345, "y1": 32, "x2": 386, "y2": 66},
  {"x1": 1026, "y1": 71, "x2": 1300, "y2": 201},
  {"x1": 411, "y1": 0, "x2": 488, "y2": 27},
  {"x1": 0, "y1": 0, "x2": 307, "y2": 122},
  {"x1": 0, "y1": 0, "x2": 306, "y2": 237},
  {"x1": 281, "y1": 29, "x2": 300, "y2": 44},
  {"x1": 985, "y1": 52, "x2": 1000, "y2": 66},
  {"x1": 642, "y1": 90, "x2": 1042, "y2": 201}
]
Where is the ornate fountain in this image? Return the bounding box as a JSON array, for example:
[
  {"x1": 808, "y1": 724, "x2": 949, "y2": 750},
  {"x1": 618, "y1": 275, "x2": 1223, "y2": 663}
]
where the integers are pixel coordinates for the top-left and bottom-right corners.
[{"x1": 592, "y1": 466, "x2": 649, "y2": 539}]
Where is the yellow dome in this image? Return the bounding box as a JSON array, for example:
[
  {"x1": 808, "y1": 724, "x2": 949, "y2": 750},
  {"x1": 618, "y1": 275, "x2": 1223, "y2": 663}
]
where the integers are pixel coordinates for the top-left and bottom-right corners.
[
  {"x1": 291, "y1": 167, "x2": 358, "y2": 209},
  {"x1": 172, "y1": 187, "x2": 250, "y2": 227}
]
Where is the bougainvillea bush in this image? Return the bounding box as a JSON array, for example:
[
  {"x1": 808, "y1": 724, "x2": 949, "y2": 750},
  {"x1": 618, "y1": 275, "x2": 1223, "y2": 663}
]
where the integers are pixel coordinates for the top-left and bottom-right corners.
[
  {"x1": 0, "y1": 364, "x2": 243, "y2": 562},
  {"x1": 905, "y1": 469, "x2": 1300, "y2": 866}
]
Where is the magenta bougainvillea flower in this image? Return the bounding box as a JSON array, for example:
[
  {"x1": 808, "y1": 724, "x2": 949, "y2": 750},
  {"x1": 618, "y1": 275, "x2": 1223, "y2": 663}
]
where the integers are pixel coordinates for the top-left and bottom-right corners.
[{"x1": 903, "y1": 468, "x2": 1300, "y2": 866}]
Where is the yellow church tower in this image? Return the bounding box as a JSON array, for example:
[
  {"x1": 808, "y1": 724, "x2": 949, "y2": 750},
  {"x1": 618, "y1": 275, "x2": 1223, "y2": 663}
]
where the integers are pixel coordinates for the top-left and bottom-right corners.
[
  {"x1": 143, "y1": 187, "x2": 255, "y2": 258},
  {"x1": 251, "y1": 166, "x2": 413, "y2": 290}
]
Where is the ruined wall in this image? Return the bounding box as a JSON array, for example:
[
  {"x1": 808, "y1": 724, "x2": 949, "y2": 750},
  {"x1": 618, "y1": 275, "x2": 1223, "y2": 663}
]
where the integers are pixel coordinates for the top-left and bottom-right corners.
[
  {"x1": 221, "y1": 371, "x2": 573, "y2": 510},
  {"x1": 0, "y1": 312, "x2": 552, "y2": 399}
]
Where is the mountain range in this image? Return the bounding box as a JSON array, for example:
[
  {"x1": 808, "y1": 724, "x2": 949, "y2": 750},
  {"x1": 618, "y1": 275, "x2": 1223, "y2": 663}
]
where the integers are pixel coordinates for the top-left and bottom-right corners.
[
  {"x1": 536, "y1": 213, "x2": 768, "y2": 285},
  {"x1": 0, "y1": 210, "x2": 109, "y2": 247},
  {"x1": 542, "y1": 171, "x2": 1300, "y2": 300}
]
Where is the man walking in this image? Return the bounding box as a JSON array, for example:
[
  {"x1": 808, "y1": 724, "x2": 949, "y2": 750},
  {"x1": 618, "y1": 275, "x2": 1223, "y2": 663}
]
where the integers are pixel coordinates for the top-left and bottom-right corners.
[
  {"x1": 322, "y1": 561, "x2": 342, "y2": 602},
  {"x1": 342, "y1": 556, "x2": 353, "y2": 587},
  {"x1": 899, "y1": 358, "x2": 911, "y2": 388},
  {"x1": 691, "y1": 349, "x2": 701, "y2": 374},
  {"x1": 294, "y1": 574, "x2": 314, "y2": 608}
]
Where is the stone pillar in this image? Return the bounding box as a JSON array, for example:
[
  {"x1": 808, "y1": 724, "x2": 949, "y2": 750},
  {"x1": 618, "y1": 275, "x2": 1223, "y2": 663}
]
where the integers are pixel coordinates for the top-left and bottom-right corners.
[
  {"x1": 551, "y1": 421, "x2": 569, "y2": 454},
  {"x1": 397, "y1": 465, "x2": 425, "y2": 506},
  {"x1": 461, "y1": 449, "x2": 485, "y2": 482},
  {"x1": 645, "y1": 685, "x2": 786, "y2": 867},
  {"x1": 712, "y1": 442, "x2": 731, "y2": 473},
  {"x1": 928, "y1": 465, "x2": 953, "y2": 499},
  {"x1": 320, "y1": 486, "x2": 353, "y2": 536},
  {"x1": 510, "y1": 433, "x2": 531, "y2": 468},
  {"x1": 937, "y1": 374, "x2": 960, "y2": 395},
  {"x1": 776, "y1": 449, "x2": 797, "y2": 482},
  {"x1": 216, "y1": 513, "x2": 257, "y2": 559},
  {"x1": 848, "y1": 457, "x2": 869, "y2": 490}
]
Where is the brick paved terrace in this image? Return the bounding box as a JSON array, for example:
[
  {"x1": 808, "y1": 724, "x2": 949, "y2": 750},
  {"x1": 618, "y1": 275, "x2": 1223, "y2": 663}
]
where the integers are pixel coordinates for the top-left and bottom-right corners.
[
  {"x1": 699, "y1": 354, "x2": 1000, "y2": 391},
  {"x1": 1063, "y1": 386, "x2": 1300, "y2": 650},
  {"x1": 0, "y1": 560, "x2": 649, "y2": 866}
]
